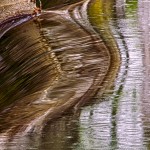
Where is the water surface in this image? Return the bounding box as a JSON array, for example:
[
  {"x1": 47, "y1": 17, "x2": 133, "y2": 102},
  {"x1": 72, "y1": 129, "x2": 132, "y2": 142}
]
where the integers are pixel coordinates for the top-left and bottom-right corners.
[{"x1": 0, "y1": 0, "x2": 150, "y2": 149}]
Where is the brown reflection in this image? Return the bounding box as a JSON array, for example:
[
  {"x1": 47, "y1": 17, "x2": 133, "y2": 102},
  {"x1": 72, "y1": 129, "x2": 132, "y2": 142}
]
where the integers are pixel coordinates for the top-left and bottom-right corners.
[
  {"x1": 0, "y1": 18, "x2": 60, "y2": 135},
  {"x1": 139, "y1": 0, "x2": 150, "y2": 147},
  {"x1": 0, "y1": 0, "x2": 111, "y2": 142},
  {"x1": 0, "y1": 19, "x2": 59, "y2": 110},
  {"x1": 0, "y1": 0, "x2": 122, "y2": 149}
]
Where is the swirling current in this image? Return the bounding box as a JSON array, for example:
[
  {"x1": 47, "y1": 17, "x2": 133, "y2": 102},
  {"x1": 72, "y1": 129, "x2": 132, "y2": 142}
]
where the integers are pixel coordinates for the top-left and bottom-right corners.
[{"x1": 0, "y1": 0, "x2": 150, "y2": 149}]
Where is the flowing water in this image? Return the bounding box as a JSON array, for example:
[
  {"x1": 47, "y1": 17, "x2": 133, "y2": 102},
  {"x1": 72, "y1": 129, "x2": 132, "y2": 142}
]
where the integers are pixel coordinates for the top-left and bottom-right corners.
[{"x1": 0, "y1": 0, "x2": 150, "y2": 149}]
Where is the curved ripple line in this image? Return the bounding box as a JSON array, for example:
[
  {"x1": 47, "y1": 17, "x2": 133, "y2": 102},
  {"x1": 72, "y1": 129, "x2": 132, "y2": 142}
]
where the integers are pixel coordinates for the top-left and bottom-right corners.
[{"x1": 0, "y1": 0, "x2": 120, "y2": 148}]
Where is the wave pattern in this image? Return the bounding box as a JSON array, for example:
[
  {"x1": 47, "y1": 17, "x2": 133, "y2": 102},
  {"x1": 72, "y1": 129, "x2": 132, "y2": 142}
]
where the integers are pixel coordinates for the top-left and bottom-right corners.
[{"x1": 0, "y1": 1, "x2": 119, "y2": 147}]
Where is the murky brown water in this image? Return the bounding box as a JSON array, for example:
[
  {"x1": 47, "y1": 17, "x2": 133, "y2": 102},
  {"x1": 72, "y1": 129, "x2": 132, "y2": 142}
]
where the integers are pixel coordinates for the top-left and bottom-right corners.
[{"x1": 0, "y1": 0, "x2": 150, "y2": 149}]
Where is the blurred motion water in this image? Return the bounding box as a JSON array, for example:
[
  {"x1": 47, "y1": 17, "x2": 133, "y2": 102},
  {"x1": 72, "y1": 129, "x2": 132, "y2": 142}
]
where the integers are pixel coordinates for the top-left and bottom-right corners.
[{"x1": 0, "y1": 0, "x2": 150, "y2": 149}]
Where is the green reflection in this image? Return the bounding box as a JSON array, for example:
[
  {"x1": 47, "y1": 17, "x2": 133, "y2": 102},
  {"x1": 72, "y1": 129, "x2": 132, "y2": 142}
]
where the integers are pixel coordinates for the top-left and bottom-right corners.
[
  {"x1": 88, "y1": 0, "x2": 120, "y2": 66},
  {"x1": 88, "y1": 0, "x2": 121, "y2": 149},
  {"x1": 88, "y1": 0, "x2": 138, "y2": 149},
  {"x1": 126, "y1": 0, "x2": 138, "y2": 15}
]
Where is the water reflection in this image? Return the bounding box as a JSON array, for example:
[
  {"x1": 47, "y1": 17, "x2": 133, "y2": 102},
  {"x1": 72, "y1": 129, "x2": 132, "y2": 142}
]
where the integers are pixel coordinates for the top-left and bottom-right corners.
[
  {"x1": 0, "y1": 0, "x2": 113, "y2": 148},
  {"x1": 0, "y1": 0, "x2": 150, "y2": 149},
  {"x1": 139, "y1": 0, "x2": 150, "y2": 148},
  {"x1": 41, "y1": 0, "x2": 148, "y2": 149},
  {"x1": 0, "y1": 19, "x2": 59, "y2": 110},
  {"x1": 37, "y1": 0, "x2": 82, "y2": 9},
  {"x1": 40, "y1": 115, "x2": 80, "y2": 150},
  {"x1": 81, "y1": 0, "x2": 150, "y2": 149},
  {"x1": 73, "y1": 0, "x2": 145, "y2": 149}
]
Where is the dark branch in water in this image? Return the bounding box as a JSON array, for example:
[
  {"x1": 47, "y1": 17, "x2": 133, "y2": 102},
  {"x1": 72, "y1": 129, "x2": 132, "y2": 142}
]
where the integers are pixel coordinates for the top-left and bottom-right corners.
[{"x1": 31, "y1": 0, "x2": 42, "y2": 16}]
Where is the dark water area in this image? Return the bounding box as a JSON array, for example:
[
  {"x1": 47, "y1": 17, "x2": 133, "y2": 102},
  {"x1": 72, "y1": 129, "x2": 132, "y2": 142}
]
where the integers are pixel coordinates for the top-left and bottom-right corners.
[
  {"x1": 0, "y1": 0, "x2": 150, "y2": 149},
  {"x1": 0, "y1": 18, "x2": 59, "y2": 110},
  {"x1": 37, "y1": 0, "x2": 81, "y2": 9}
]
